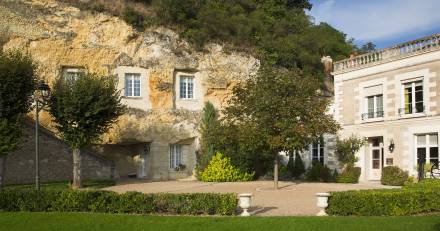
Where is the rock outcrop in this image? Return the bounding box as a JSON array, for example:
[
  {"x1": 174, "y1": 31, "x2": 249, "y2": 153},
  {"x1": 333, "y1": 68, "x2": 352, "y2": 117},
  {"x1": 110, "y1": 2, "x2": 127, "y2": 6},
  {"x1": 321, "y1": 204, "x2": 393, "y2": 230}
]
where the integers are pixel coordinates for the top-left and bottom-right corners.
[{"x1": 0, "y1": 0, "x2": 260, "y2": 145}]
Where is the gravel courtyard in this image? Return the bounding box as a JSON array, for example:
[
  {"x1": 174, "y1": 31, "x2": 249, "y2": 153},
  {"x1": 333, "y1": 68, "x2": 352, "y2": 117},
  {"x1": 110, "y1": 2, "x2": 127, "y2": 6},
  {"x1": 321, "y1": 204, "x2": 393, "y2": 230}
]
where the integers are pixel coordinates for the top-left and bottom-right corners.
[{"x1": 105, "y1": 181, "x2": 395, "y2": 216}]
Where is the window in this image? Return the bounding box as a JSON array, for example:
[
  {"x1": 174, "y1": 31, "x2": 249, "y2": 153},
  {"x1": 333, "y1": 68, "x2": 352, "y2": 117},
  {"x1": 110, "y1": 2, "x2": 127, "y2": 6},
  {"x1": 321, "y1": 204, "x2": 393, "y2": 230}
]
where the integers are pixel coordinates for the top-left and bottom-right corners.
[
  {"x1": 416, "y1": 134, "x2": 438, "y2": 166},
  {"x1": 402, "y1": 80, "x2": 424, "y2": 115},
  {"x1": 179, "y1": 75, "x2": 194, "y2": 99},
  {"x1": 169, "y1": 144, "x2": 182, "y2": 169},
  {"x1": 62, "y1": 67, "x2": 84, "y2": 82},
  {"x1": 363, "y1": 94, "x2": 383, "y2": 119},
  {"x1": 312, "y1": 137, "x2": 325, "y2": 164},
  {"x1": 125, "y1": 73, "x2": 141, "y2": 97}
]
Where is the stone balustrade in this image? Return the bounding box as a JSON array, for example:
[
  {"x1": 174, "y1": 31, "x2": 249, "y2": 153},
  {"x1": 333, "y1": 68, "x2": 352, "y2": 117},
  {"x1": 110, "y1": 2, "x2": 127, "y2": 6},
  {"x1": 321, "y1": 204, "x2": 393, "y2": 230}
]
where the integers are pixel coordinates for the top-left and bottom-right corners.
[{"x1": 333, "y1": 33, "x2": 440, "y2": 73}]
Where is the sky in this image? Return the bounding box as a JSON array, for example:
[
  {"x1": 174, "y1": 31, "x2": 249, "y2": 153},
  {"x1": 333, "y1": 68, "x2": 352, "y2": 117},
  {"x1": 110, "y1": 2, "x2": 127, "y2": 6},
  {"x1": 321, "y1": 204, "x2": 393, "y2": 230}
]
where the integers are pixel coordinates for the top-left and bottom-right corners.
[{"x1": 308, "y1": 0, "x2": 440, "y2": 49}]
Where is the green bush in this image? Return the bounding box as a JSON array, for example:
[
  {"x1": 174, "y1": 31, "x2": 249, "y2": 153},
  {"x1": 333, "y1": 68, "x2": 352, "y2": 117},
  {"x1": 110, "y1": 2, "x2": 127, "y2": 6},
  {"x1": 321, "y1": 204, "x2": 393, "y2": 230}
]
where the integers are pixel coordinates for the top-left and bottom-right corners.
[
  {"x1": 121, "y1": 7, "x2": 146, "y2": 30},
  {"x1": 200, "y1": 152, "x2": 254, "y2": 182},
  {"x1": 291, "y1": 153, "x2": 306, "y2": 178},
  {"x1": 327, "y1": 186, "x2": 440, "y2": 216},
  {"x1": 305, "y1": 162, "x2": 332, "y2": 182},
  {"x1": 279, "y1": 163, "x2": 292, "y2": 180},
  {"x1": 403, "y1": 179, "x2": 440, "y2": 189},
  {"x1": 0, "y1": 189, "x2": 237, "y2": 216},
  {"x1": 381, "y1": 166, "x2": 408, "y2": 186},
  {"x1": 337, "y1": 167, "x2": 361, "y2": 183}
]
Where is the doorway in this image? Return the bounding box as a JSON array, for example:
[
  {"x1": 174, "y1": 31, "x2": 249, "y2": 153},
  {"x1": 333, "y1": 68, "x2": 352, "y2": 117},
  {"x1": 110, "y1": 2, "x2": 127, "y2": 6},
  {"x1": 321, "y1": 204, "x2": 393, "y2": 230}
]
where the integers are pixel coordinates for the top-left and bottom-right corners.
[
  {"x1": 137, "y1": 144, "x2": 150, "y2": 178},
  {"x1": 368, "y1": 137, "x2": 383, "y2": 180}
]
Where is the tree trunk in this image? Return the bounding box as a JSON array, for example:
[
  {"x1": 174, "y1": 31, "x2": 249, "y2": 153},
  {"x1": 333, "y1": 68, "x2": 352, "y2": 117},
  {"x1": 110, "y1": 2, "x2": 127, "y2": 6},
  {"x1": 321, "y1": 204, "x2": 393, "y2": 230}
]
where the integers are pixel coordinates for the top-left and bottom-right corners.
[
  {"x1": 72, "y1": 148, "x2": 82, "y2": 189},
  {"x1": 0, "y1": 155, "x2": 7, "y2": 190},
  {"x1": 274, "y1": 156, "x2": 279, "y2": 190}
]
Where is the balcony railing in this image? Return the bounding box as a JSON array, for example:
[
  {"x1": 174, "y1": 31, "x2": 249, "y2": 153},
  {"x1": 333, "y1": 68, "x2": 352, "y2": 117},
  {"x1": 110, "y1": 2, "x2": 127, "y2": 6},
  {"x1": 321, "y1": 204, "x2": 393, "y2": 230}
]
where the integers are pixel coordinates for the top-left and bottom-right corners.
[
  {"x1": 398, "y1": 106, "x2": 426, "y2": 117},
  {"x1": 361, "y1": 111, "x2": 384, "y2": 120},
  {"x1": 333, "y1": 33, "x2": 440, "y2": 73}
]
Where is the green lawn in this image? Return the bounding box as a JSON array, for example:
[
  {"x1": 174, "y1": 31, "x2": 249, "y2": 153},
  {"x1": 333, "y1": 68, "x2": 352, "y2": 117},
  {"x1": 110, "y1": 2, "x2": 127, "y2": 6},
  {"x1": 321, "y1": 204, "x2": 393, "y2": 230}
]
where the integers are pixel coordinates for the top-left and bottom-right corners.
[
  {"x1": 0, "y1": 213, "x2": 439, "y2": 231},
  {"x1": 4, "y1": 180, "x2": 115, "y2": 191}
]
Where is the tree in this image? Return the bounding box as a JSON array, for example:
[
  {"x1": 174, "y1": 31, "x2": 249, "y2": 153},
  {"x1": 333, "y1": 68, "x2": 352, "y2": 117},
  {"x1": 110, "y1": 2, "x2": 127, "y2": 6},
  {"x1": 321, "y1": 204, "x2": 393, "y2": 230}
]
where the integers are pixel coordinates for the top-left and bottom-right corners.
[
  {"x1": 48, "y1": 73, "x2": 125, "y2": 189},
  {"x1": 151, "y1": 0, "x2": 354, "y2": 72},
  {"x1": 198, "y1": 101, "x2": 220, "y2": 171},
  {"x1": 224, "y1": 66, "x2": 339, "y2": 189},
  {"x1": 335, "y1": 135, "x2": 366, "y2": 169},
  {"x1": 0, "y1": 50, "x2": 37, "y2": 189}
]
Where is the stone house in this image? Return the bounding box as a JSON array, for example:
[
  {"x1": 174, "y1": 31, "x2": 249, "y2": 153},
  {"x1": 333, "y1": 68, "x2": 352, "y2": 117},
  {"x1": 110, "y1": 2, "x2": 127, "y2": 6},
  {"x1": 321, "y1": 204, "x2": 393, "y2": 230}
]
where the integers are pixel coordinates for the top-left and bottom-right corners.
[{"x1": 332, "y1": 33, "x2": 440, "y2": 181}]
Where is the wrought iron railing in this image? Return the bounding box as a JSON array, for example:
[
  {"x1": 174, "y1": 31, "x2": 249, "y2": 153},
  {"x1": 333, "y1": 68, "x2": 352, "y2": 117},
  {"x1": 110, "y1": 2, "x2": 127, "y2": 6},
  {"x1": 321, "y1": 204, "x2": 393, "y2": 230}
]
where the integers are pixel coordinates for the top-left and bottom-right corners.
[
  {"x1": 361, "y1": 111, "x2": 384, "y2": 120},
  {"x1": 398, "y1": 106, "x2": 426, "y2": 116}
]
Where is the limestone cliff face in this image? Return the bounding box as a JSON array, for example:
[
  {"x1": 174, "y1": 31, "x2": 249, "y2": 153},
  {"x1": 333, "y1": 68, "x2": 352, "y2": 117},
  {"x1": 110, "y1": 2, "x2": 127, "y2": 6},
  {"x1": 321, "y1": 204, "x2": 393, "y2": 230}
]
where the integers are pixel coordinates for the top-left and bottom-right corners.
[{"x1": 0, "y1": 0, "x2": 260, "y2": 145}]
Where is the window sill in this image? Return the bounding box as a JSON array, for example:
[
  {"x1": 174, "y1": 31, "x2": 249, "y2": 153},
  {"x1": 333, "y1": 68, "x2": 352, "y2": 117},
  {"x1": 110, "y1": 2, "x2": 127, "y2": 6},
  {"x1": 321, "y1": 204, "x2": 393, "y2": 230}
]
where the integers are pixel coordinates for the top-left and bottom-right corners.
[
  {"x1": 361, "y1": 117, "x2": 385, "y2": 123},
  {"x1": 122, "y1": 96, "x2": 143, "y2": 99},
  {"x1": 177, "y1": 98, "x2": 198, "y2": 102},
  {"x1": 398, "y1": 113, "x2": 427, "y2": 119},
  {"x1": 168, "y1": 169, "x2": 187, "y2": 172}
]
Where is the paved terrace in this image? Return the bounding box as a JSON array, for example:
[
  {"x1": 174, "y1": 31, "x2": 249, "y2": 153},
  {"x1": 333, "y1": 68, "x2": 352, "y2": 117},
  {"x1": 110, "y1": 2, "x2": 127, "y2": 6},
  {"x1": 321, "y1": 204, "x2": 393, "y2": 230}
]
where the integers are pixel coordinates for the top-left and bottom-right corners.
[{"x1": 105, "y1": 181, "x2": 396, "y2": 216}]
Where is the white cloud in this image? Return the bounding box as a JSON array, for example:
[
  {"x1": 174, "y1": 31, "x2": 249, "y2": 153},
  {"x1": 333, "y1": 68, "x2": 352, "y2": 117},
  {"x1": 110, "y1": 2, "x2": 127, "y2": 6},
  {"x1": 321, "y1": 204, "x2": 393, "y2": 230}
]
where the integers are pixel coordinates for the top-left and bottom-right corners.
[{"x1": 310, "y1": 0, "x2": 440, "y2": 42}]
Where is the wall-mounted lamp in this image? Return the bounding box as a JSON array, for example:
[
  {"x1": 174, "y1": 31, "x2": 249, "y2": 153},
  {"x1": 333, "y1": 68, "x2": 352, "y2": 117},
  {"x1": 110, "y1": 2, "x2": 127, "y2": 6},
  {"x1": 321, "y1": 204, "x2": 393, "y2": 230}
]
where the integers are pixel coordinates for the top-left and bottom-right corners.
[{"x1": 388, "y1": 139, "x2": 395, "y2": 153}]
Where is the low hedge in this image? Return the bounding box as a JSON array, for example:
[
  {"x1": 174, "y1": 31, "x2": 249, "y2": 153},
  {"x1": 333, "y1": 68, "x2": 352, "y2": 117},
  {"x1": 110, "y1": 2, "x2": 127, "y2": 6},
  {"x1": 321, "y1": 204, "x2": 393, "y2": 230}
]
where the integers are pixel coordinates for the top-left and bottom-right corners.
[
  {"x1": 0, "y1": 189, "x2": 237, "y2": 216},
  {"x1": 327, "y1": 179, "x2": 440, "y2": 216},
  {"x1": 381, "y1": 166, "x2": 408, "y2": 186},
  {"x1": 336, "y1": 167, "x2": 361, "y2": 183}
]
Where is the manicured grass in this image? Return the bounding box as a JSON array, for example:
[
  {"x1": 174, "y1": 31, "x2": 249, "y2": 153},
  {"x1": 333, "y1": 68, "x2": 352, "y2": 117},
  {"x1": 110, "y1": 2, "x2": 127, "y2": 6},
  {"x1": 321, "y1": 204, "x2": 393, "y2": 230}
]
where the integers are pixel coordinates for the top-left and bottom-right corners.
[
  {"x1": 4, "y1": 180, "x2": 115, "y2": 191},
  {"x1": 0, "y1": 212, "x2": 439, "y2": 231}
]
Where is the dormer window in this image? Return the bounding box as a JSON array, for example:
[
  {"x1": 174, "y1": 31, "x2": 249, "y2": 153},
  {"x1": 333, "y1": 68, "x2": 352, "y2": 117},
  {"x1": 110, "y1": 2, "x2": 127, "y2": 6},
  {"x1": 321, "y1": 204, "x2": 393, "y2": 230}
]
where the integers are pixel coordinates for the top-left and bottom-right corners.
[{"x1": 179, "y1": 75, "x2": 194, "y2": 99}]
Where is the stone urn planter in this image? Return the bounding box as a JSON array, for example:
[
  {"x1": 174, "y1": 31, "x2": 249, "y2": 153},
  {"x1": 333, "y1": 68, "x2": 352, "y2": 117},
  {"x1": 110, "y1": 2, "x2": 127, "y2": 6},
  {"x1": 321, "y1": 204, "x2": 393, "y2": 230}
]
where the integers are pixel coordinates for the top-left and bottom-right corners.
[
  {"x1": 316, "y1": 192, "x2": 330, "y2": 216},
  {"x1": 239, "y1": 193, "x2": 252, "y2": 216}
]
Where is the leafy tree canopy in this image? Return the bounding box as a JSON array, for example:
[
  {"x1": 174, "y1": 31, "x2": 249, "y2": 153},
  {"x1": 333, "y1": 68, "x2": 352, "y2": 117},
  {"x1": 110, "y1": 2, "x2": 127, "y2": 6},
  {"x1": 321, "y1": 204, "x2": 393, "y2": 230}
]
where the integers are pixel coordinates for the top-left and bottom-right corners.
[
  {"x1": 0, "y1": 50, "x2": 37, "y2": 156},
  {"x1": 0, "y1": 50, "x2": 36, "y2": 120},
  {"x1": 224, "y1": 66, "x2": 339, "y2": 155},
  {"x1": 48, "y1": 73, "x2": 125, "y2": 149},
  {"x1": 117, "y1": 0, "x2": 355, "y2": 74},
  {"x1": 335, "y1": 135, "x2": 366, "y2": 168}
]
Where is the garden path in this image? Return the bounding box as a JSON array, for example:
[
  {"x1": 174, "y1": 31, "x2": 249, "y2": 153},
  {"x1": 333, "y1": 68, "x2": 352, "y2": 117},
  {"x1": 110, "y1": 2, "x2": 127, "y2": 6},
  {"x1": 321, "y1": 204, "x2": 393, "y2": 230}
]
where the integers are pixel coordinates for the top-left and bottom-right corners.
[{"x1": 105, "y1": 181, "x2": 397, "y2": 216}]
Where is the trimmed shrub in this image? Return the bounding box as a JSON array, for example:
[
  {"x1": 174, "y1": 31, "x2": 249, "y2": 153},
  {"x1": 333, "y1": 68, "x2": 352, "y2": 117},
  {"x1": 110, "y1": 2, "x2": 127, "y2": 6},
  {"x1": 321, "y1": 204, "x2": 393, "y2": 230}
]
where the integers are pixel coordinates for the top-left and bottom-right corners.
[
  {"x1": 0, "y1": 189, "x2": 237, "y2": 216},
  {"x1": 327, "y1": 187, "x2": 440, "y2": 216},
  {"x1": 291, "y1": 153, "x2": 306, "y2": 178},
  {"x1": 404, "y1": 179, "x2": 440, "y2": 189},
  {"x1": 279, "y1": 164, "x2": 292, "y2": 180},
  {"x1": 337, "y1": 167, "x2": 361, "y2": 183},
  {"x1": 200, "y1": 152, "x2": 254, "y2": 182},
  {"x1": 305, "y1": 162, "x2": 332, "y2": 182},
  {"x1": 381, "y1": 166, "x2": 408, "y2": 186},
  {"x1": 331, "y1": 169, "x2": 339, "y2": 182}
]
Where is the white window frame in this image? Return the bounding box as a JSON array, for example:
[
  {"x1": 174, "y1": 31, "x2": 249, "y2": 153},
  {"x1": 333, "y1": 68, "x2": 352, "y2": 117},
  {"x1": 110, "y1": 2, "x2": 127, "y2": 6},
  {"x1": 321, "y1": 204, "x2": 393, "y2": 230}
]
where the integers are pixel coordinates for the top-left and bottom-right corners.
[
  {"x1": 169, "y1": 144, "x2": 182, "y2": 169},
  {"x1": 395, "y1": 69, "x2": 430, "y2": 119},
  {"x1": 364, "y1": 94, "x2": 384, "y2": 120},
  {"x1": 401, "y1": 79, "x2": 424, "y2": 116},
  {"x1": 311, "y1": 138, "x2": 325, "y2": 164},
  {"x1": 124, "y1": 73, "x2": 141, "y2": 97},
  {"x1": 179, "y1": 75, "x2": 194, "y2": 99},
  {"x1": 358, "y1": 79, "x2": 386, "y2": 124},
  {"x1": 415, "y1": 133, "x2": 439, "y2": 166},
  {"x1": 62, "y1": 67, "x2": 85, "y2": 82}
]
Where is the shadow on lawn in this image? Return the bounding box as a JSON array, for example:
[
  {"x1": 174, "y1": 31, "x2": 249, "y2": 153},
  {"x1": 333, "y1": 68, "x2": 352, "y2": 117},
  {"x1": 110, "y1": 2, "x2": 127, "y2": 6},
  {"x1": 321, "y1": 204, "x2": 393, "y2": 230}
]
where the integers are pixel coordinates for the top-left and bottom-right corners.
[{"x1": 248, "y1": 206, "x2": 278, "y2": 215}]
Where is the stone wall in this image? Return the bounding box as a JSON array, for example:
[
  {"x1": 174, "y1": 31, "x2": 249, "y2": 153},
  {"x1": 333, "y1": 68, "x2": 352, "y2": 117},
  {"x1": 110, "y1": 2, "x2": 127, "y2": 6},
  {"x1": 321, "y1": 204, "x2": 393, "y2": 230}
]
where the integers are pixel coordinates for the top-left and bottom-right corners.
[
  {"x1": 4, "y1": 120, "x2": 115, "y2": 185},
  {"x1": 0, "y1": 0, "x2": 259, "y2": 181}
]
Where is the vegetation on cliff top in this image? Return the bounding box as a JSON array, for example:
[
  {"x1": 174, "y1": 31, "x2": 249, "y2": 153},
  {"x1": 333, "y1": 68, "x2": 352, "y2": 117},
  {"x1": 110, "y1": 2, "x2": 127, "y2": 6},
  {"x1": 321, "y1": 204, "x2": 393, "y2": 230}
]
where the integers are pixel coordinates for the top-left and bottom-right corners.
[{"x1": 59, "y1": 0, "x2": 372, "y2": 75}]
